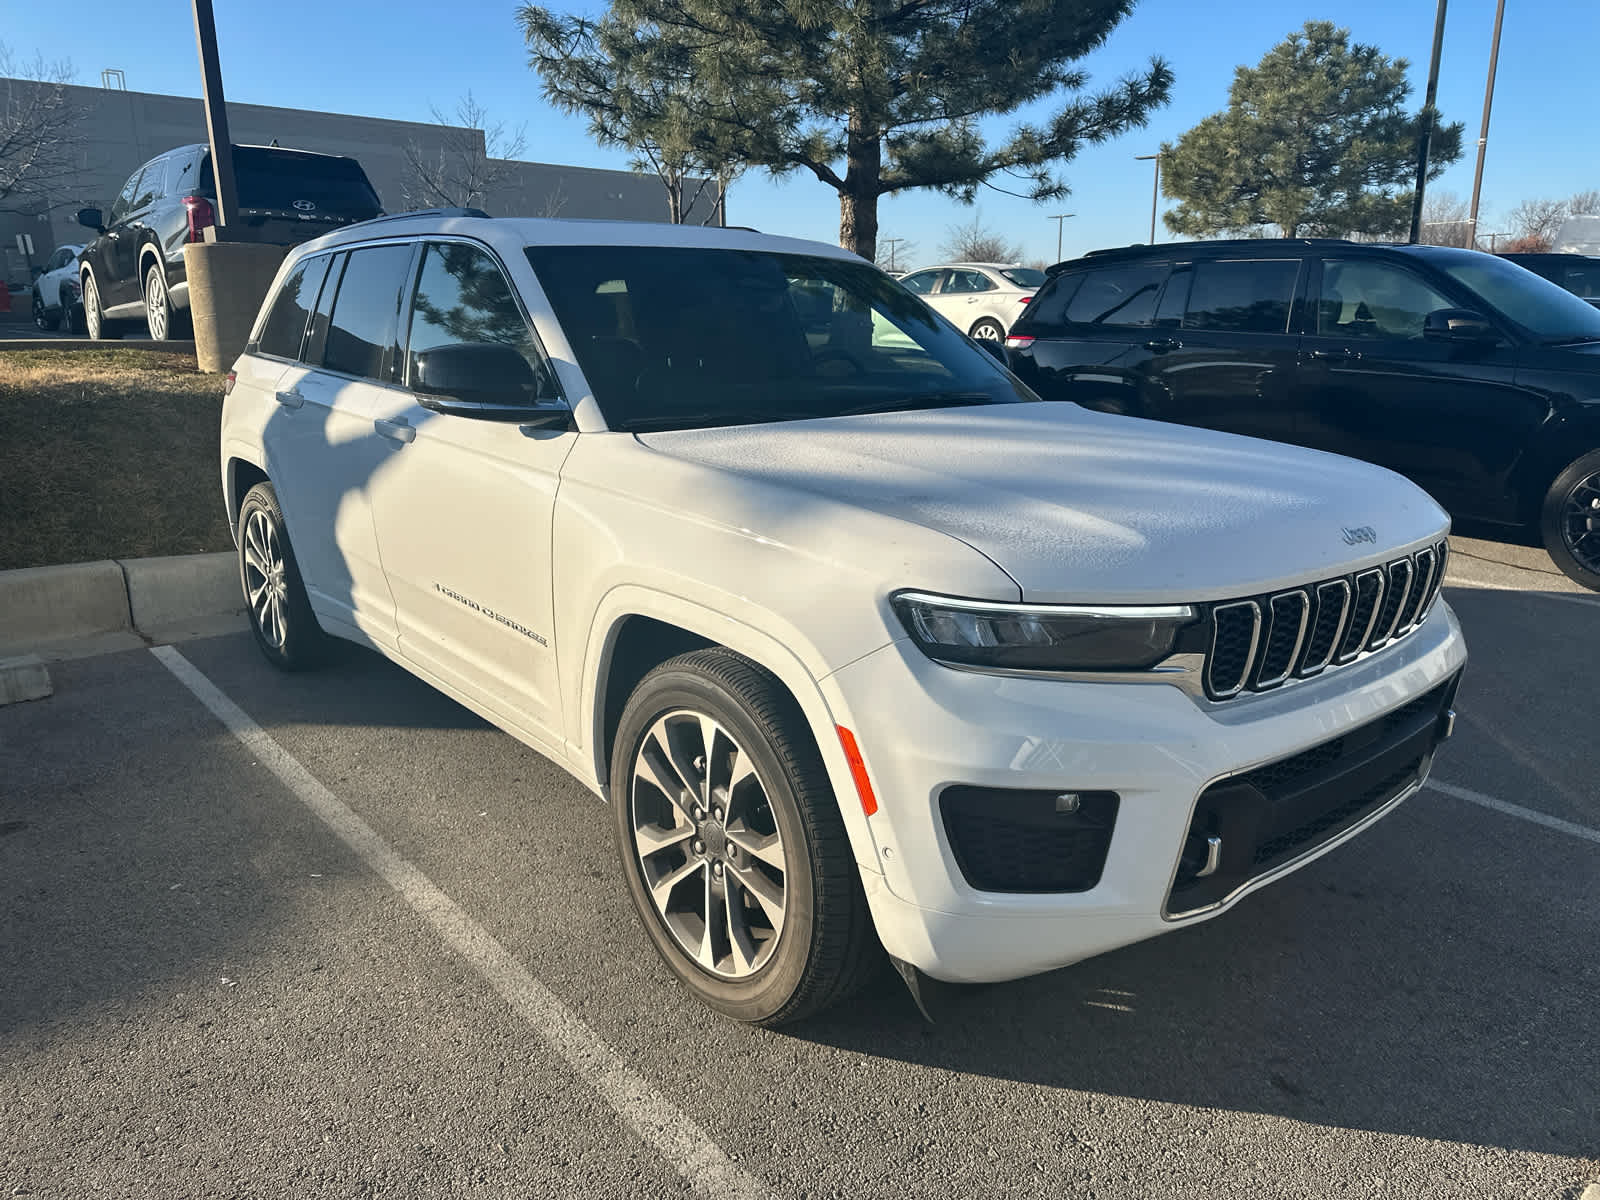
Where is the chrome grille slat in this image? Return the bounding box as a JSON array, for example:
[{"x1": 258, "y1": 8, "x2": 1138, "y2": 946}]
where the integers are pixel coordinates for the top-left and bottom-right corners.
[{"x1": 1200, "y1": 540, "x2": 1449, "y2": 702}]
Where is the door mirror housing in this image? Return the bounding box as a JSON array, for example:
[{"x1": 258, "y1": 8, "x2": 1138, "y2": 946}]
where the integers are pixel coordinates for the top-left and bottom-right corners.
[
  {"x1": 1423, "y1": 308, "x2": 1498, "y2": 343},
  {"x1": 76, "y1": 207, "x2": 105, "y2": 234},
  {"x1": 413, "y1": 342, "x2": 569, "y2": 426}
]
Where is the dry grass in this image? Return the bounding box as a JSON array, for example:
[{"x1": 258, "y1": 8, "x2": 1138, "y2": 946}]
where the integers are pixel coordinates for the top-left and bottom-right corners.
[{"x1": 0, "y1": 349, "x2": 233, "y2": 570}]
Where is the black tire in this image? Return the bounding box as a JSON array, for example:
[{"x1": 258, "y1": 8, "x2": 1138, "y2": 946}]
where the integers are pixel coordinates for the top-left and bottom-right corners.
[
  {"x1": 32, "y1": 291, "x2": 59, "y2": 332},
  {"x1": 81, "y1": 268, "x2": 125, "y2": 340},
  {"x1": 610, "y1": 648, "x2": 878, "y2": 1025},
  {"x1": 969, "y1": 317, "x2": 1006, "y2": 342},
  {"x1": 67, "y1": 301, "x2": 87, "y2": 335},
  {"x1": 237, "y1": 482, "x2": 334, "y2": 670},
  {"x1": 1540, "y1": 449, "x2": 1600, "y2": 591}
]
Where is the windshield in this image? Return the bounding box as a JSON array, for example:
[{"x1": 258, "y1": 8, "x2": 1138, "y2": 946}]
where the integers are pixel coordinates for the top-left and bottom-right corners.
[
  {"x1": 999, "y1": 267, "x2": 1046, "y2": 288},
  {"x1": 1432, "y1": 252, "x2": 1600, "y2": 343},
  {"x1": 525, "y1": 246, "x2": 1033, "y2": 431}
]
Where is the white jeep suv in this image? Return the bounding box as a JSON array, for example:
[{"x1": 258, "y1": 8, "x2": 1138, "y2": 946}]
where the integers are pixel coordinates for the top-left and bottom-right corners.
[{"x1": 220, "y1": 212, "x2": 1467, "y2": 1025}]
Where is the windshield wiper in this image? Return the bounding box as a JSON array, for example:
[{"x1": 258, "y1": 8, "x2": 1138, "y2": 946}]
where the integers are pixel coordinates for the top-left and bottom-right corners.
[{"x1": 831, "y1": 391, "x2": 996, "y2": 417}]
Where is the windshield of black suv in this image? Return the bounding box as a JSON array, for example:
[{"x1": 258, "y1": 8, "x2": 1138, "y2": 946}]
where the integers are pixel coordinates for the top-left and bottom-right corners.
[
  {"x1": 524, "y1": 246, "x2": 1033, "y2": 431},
  {"x1": 999, "y1": 267, "x2": 1047, "y2": 288},
  {"x1": 1431, "y1": 250, "x2": 1600, "y2": 343}
]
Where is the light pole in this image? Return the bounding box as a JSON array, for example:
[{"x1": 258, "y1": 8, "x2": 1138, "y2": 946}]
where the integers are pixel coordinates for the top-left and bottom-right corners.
[
  {"x1": 1468, "y1": 0, "x2": 1507, "y2": 248},
  {"x1": 881, "y1": 237, "x2": 906, "y2": 272},
  {"x1": 1135, "y1": 154, "x2": 1161, "y2": 243},
  {"x1": 1047, "y1": 213, "x2": 1075, "y2": 262},
  {"x1": 1408, "y1": 0, "x2": 1449, "y2": 243}
]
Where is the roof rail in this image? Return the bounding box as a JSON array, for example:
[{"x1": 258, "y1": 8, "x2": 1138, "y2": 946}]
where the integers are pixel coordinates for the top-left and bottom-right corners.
[{"x1": 347, "y1": 207, "x2": 491, "y2": 229}]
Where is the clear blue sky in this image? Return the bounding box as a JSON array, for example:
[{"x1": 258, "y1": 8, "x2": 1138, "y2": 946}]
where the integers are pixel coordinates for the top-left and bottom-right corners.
[{"x1": 6, "y1": 0, "x2": 1596, "y2": 268}]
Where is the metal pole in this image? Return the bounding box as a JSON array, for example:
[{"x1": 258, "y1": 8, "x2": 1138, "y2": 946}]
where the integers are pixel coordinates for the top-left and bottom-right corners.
[
  {"x1": 1136, "y1": 155, "x2": 1161, "y2": 242},
  {"x1": 882, "y1": 237, "x2": 904, "y2": 271},
  {"x1": 191, "y1": 0, "x2": 239, "y2": 237},
  {"x1": 1467, "y1": 0, "x2": 1506, "y2": 249},
  {"x1": 1409, "y1": 0, "x2": 1449, "y2": 243},
  {"x1": 1047, "y1": 214, "x2": 1074, "y2": 261}
]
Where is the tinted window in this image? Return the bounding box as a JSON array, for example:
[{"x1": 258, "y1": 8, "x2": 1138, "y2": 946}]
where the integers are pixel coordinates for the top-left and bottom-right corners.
[
  {"x1": 406, "y1": 243, "x2": 538, "y2": 382},
  {"x1": 109, "y1": 169, "x2": 143, "y2": 222},
  {"x1": 130, "y1": 158, "x2": 163, "y2": 210},
  {"x1": 526, "y1": 245, "x2": 1030, "y2": 431},
  {"x1": 203, "y1": 148, "x2": 382, "y2": 218},
  {"x1": 1184, "y1": 259, "x2": 1300, "y2": 334},
  {"x1": 257, "y1": 255, "x2": 331, "y2": 361},
  {"x1": 322, "y1": 244, "x2": 414, "y2": 381},
  {"x1": 1017, "y1": 272, "x2": 1084, "y2": 331},
  {"x1": 1433, "y1": 252, "x2": 1600, "y2": 343},
  {"x1": 304, "y1": 253, "x2": 344, "y2": 365},
  {"x1": 165, "y1": 151, "x2": 200, "y2": 198},
  {"x1": 1560, "y1": 264, "x2": 1600, "y2": 300},
  {"x1": 999, "y1": 267, "x2": 1047, "y2": 288},
  {"x1": 944, "y1": 269, "x2": 996, "y2": 294},
  {"x1": 1064, "y1": 263, "x2": 1167, "y2": 327},
  {"x1": 900, "y1": 270, "x2": 941, "y2": 295},
  {"x1": 1318, "y1": 260, "x2": 1453, "y2": 340}
]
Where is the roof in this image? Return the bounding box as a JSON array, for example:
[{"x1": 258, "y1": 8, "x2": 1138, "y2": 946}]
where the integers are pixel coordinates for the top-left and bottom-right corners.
[
  {"x1": 1050, "y1": 238, "x2": 1484, "y2": 274},
  {"x1": 301, "y1": 212, "x2": 863, "y2": 263}
]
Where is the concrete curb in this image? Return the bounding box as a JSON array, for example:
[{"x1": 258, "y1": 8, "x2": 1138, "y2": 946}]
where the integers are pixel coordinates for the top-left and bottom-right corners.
[{"x1": 0, "y1": 552, "x2": 242, "y2": 661}]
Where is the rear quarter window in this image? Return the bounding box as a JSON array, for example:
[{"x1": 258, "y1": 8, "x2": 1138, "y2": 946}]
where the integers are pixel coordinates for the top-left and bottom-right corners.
[
  {"x1": 1014, "y1": 272, "x2": 1085, "y2": 333},
  {"x1": 1064, "y1": 263, "x2": 1169, "y2": 328}
]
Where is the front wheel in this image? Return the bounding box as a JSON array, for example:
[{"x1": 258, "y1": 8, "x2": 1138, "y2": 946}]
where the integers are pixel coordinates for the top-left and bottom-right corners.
[
  {"x1": 81, "y1": 269, "x2": 125, "y2": 341},
  {"x1": 1541, "y1": 449, "x2": 1600, "y2": 590},
  {"x1": 610, "y1": 649, "x2": 878, "y2": 1025},
  {"x1": 969, "y1": 317, "x2": 1006, "y2": 342},
  {"x1": 237, "y1": 482, "x2": 334, "y2": 669}
]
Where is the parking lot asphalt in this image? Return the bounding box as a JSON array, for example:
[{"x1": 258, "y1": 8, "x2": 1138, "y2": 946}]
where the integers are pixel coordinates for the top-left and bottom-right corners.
[{"x1": 2, "y1": 558, "x2": 1596, "y2": 1198}]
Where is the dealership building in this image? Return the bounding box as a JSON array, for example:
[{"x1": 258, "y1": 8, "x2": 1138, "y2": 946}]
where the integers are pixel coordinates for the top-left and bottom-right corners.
[{"x1": 1, "y1": 76, "x2": 722, "y2": 286}]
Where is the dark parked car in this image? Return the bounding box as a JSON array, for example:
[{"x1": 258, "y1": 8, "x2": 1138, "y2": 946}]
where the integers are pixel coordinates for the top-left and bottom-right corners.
[
  {"x1": 75, "y1": 143, "x2": 382, "y2": 341},
  {"x1": 1004, "y1": 240, "x2": 1600, "y2": 589},
  {"x1": 1500, "y1": 253, "x2": 1600, "y2": 308}
]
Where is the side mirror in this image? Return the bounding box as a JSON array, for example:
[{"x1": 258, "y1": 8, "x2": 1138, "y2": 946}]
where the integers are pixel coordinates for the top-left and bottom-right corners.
[
  {"x1": 76, "y1": 207, "x2": 105, "y2": 233},
  {"x1": 1423, "y1": 308, "x2": 1498, "y2": 343},
  {"x1": 413, "y1": 342, "x2": 570, "y2": 427}
]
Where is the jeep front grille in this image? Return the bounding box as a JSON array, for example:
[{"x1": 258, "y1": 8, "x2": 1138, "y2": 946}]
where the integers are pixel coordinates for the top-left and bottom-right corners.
[{"x1": 1200, "y1": 541, "x2": 1449, "y2": 701}]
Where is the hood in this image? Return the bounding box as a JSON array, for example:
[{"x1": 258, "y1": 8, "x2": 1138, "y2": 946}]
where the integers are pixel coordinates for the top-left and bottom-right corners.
[{"x1": 638, "y1": 404, "x2": 1449, "y2": 603}]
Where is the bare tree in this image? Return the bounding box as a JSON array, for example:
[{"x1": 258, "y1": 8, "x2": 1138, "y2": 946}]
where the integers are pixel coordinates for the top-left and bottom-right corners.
[
  {"x1": 1418, "y1": 190, "x2": 1474, "y2": 247},
  {"x1": 0, "y1": 44, "x2": 83, "y2": 215},
  {"x1": 401, "y1": 93, "x2": 528, "y2": 212},
  {"x1": 939, "y1": 211, "x2": 1023, "y2": 264},
  {"x1": 1568, "y1": 188, "x2": 1600, "y2": 216},
  {"x1": 1508, "y1": 196, "x2": 1572, "y2": 251},
  {"x1": 875, "y1": 236, "x2": 918, "y2": 272}
]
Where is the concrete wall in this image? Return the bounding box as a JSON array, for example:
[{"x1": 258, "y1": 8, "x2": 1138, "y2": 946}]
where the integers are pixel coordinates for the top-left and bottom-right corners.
[{"x1": 2, "y1": 77, "x2": 722, "y2": 282}]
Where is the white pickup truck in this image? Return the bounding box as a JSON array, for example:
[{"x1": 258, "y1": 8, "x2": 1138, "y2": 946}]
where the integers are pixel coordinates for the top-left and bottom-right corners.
[{"x1": 219, "y1": 212, "x2": 1466, "y2": 1025}]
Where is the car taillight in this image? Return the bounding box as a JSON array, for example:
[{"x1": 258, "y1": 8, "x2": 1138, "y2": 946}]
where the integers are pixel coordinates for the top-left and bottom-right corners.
[
  {"x1": 223, "y1": 370, "x2": 236, "y2": 396},
  {"x1": 1004, "y1": 335, "x2": 1035, "y2": 349},
  {"x1": 183, "y1": 195, "x2": 215, "y2": 243},
  {"x1": 1018, "y1": 296, "x2": 1031, "y2": 303}
]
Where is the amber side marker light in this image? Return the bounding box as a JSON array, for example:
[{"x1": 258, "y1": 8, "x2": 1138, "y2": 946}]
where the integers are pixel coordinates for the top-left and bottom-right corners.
[{"x1": 836, "y1": 726, "x2": 878, "y2": 817}]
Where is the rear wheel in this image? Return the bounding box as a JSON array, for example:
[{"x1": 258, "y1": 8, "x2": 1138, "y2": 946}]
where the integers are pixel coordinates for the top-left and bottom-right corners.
[
  {"x1": 81, "y1": 269, "x2": 125, "y2": 340},
  {"x1": 610, "y1": 648, "x2": 878, "y2": 1025},
  {"x1": 32, "y1": 291, "x2": 59, "y2": 332},
  {"x1": 1541, "y1": 449, "x2": 1600, "y2": 590},
  {"x1": 969, "y1": 317, "x2": 1006, "y2": 342},
  {"x1": 238, "y1": 482, "x2": 334, "y2": 670}
]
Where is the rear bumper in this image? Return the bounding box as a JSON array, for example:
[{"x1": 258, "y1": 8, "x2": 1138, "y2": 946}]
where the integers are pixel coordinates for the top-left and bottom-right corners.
[{"x1": 825, "y1": 601, "x2": 1467, "y2": 983}]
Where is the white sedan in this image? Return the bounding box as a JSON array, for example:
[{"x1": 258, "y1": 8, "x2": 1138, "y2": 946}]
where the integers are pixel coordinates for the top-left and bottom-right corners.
[{"x1": 897, "y1": 261, "x2": 1044, "y2": 340}]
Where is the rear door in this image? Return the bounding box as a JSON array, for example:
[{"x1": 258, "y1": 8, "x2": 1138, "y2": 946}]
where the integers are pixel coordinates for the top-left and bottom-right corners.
[
  {"x1": 266, "y1": 243, "x2": 413, "y2": 646},
  {"x1": 363, "y1": 239, "x2": 574, "y2": 739},
  {"x1": 1296, "y1": 255, "x2": 1536, "y2": 514},
  {"x1": 937, "y1": 268, "x2": 999, "y2": 335},
  {"x1": 1141, "y1": 256, "x2": 1304, "y2": 441}
]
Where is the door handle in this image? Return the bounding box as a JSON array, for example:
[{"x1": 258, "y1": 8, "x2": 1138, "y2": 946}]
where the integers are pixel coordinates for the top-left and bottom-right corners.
[
  {"x1": 1143, "y1": 338, "x2": 1182, "y2": 352},
  {"x1": 375, "y1": 416, "x2": 416, "y2": 445},
  {"x1": 273, "y1": 389, "x2": 304, "y2": 409},
  {"x1": 1308, "y1": 348, "x2": 1354, "y2": 361}
]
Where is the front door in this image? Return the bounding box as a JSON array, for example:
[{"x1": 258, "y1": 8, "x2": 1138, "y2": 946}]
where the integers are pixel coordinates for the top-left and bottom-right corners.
[
  {"x1": 364, "y1": 240, "x2": 575, "y2": 741},
  {"x1": 1296, "y1": 256, "x2": 1540, "y2": 516}
]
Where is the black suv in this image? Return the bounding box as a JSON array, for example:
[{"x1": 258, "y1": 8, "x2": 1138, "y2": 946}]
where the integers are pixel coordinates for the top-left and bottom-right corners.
[
  {"x1": 1005, "y1": 240, "x2": 1600, "y2": 589},
  {"x1": 75, "y1": 143, "x2": 382, "y2": 341}
]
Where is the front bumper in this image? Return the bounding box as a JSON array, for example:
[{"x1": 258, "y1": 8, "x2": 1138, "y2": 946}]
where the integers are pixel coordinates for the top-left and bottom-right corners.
[{"x1": 824, "y1": 600, "x2": 1468, "y2": 983}]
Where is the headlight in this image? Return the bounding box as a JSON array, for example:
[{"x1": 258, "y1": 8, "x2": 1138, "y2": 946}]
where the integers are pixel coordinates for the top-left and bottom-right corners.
[{"x1": 892, "y1": 591, "x2": 1199, "y2": 672}]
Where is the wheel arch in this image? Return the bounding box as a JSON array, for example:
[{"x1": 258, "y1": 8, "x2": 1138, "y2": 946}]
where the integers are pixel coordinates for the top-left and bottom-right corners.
[
  {"x1": 1512, "y1": 412, "x2": 1600, "y2": 524},
  {"x1": 580, "y1": 589, "x2": 886, "y2": 875},
  {"x1": 224, "y1": 455, "x2": 270, "y2": 539}
]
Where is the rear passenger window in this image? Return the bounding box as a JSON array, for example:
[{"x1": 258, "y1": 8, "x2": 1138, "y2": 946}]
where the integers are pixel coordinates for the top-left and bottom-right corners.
[
  {"x1": 1184, "y1": 259, "x2": 1300, "y2": 333},
  {"x1": 322, "y1": 244, "x2": 414, "y2": 381},
  {"x1": 1065, "y1": 264, "x2": 1167, "y2": 327},
  {"x1": 256, "y1": 256, "x2": 331, "y2": 361}
]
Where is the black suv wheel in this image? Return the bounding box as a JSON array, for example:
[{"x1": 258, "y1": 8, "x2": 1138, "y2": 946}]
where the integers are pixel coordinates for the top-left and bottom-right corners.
[{"x1": 1541, "y1": 449, "x2": 1600, "y2": 590}]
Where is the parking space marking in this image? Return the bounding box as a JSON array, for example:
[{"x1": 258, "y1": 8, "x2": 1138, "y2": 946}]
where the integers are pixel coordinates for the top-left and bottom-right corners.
[
  {"x1": 150, "y1": 645, "x2": 767, "y2": 1200},
  {"x1": 1427, "y1": 779, "x2": 1600, "y2": 847}
]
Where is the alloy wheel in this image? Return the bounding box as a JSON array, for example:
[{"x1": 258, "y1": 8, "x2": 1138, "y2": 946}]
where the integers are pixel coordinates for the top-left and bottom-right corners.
[
  {"x1": 628, "y1": 708, "x2": 788, "y2": 979},
  {"x1": 32, "y1": 293, "x2": 47, "y2": 330},
  {"x1": 1561, "y1": 469, "x2": 1600, "y2": 574},
  {"x1": 83, "y1": 274, "x2": 101, "y2": 338},
  {"x1": 242, "y1": 508, "x2": 290, "y2": 648},
  {"x1": 145, "y1": 268, "x2": 168, "y2": 340}
]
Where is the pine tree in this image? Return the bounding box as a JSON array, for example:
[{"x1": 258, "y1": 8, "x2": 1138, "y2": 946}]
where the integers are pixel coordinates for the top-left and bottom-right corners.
[
  {"x1": 521, "y1": 0, "x2": 1171, "y2": 260},
  {"x1": 1161, "y1": 22, "x2": 1464, "y2": 239}
]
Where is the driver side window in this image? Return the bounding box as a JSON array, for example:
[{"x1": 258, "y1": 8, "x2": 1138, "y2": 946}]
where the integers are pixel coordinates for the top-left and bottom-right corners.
[
  {"x1": 1318, "y1": 260, "x2": 1454, "y2": 340},
  {"x1": 109, "y1": 169, "x2": 143, "y2": 224}
]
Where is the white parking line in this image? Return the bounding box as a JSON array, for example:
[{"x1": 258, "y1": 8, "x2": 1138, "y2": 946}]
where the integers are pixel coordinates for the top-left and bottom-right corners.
[
  {"x1": 1427, "y1": 779, "x2": 1600, "y2": 847},
  {"x1": 150, "y1": 645, "x2": 767, "y2": 1200}
]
